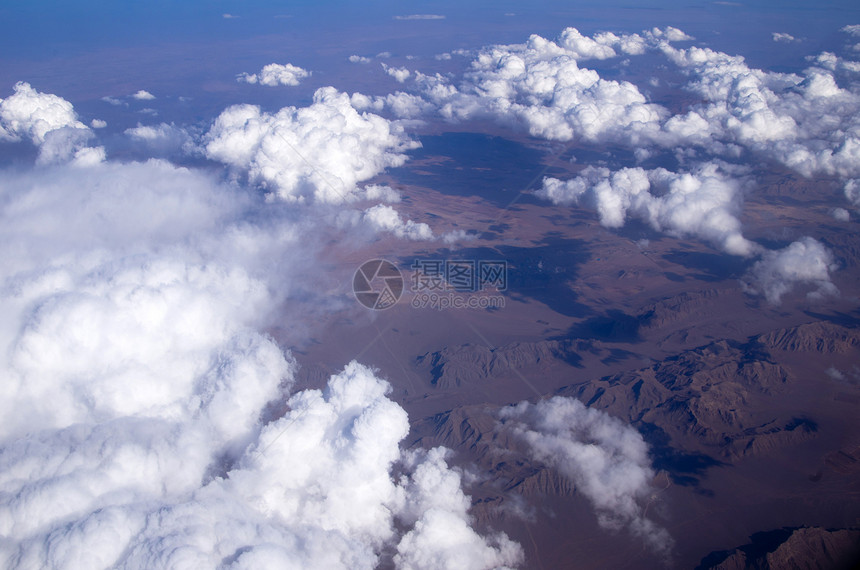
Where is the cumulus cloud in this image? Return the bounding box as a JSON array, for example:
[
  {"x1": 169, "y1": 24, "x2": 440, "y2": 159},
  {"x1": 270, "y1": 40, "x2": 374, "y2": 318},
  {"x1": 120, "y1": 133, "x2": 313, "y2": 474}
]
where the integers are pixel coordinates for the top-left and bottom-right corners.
[
  {"x1": 842, "y1": 24, "x2": 860, "y2": 37},
  {"x1": 361, "y1": 204, "x2": 434, "y2": 240},
  {"x1": 237, "y1": 63, "x2": 310, "y2": 86},
  {"x1": 0, "y1": 82, "x2": 103, "y2": 164},
  {"x1": 0, "y1": 81, "x2": 87, "y2": 144},
  {"x1": 361, "y1": 183, "x2": 402, "y2": 203},
  {"x1": 204, "y1": 87, "x2": 419, "y2": 203},
  {"x1": 831, "y1": 207, "x2": 850, "y2": 222},
  {"x1": 0, "y1": 144, "x2": 517, "y2": 569},
  {"x1": 742, "y1": 237, "x2": 838, "y2": 304},
  {"x1": 383, "y1": 63, "x2": 412, "y2": 83},
  {"x1": 350, "y1": 91, "x2": 436, "y2": 119},
  {"x1": 538, "y1": 162, "x2": 757, "y2": 256},
  {"x1": 399, "y1": 25, "x2": 860, "y2": 183},
  {"x1": 113, "y1": 363, "x2": 520, "y2": 570},
  {"x1": 772, "y1": 32, "x2": 797, "y2": 43},
  {"x1": 659, "y1": 42, "x2": 860, "y2": 178},
  {"x1": 349, "y1": 55, "x2": 372, "y2": 64},
  {"x1": 845, "y1": 179, "x2": 860, "y2": 206},
  {"x1": 131, "y1": 90, "x2": 155, "y2": 100},
  {"x1": 401, "y1": 27, "x2": 693, "y2": 144},
  {"x1": 90, "y1": 118, "x2": 107, "y2": 128},
  {"x1": 125, "y1": 122, "x2": 193, "y2": 154},
  {"x1": 500, "y1": 397, "x2": 673, "y2": 557},
  {"x1": 394, "y1": 447, "x2": 523, "y2": 569}
]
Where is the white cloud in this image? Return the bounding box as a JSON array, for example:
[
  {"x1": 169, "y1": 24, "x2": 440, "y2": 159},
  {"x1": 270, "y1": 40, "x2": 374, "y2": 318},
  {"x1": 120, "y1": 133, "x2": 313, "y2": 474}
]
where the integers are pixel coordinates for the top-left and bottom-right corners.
[
  {"x1": 500, "y1": 397, "x2": 673, "y2": 557},
  {"x1": 131, "y1": 90, "x2": 155, "y2": 100},
  {"x1": 125, "y1": 122, "x2": 192, "y2": 154},
  {"x1": 557, "y1": 28, "x2": 619, "y2": 60},
  {"x1": 90, "y1": 118, "x2": 107, "y2": 128},
  {"x1": 831, "y1": 207, "x2": 850, "y2": 222},
  {"x1": 383, "y1": 63, "x2": 412, "y2": 83},
  {"x1": 204, "y1": 87, "x2": 419, "y2": 203},
  {"x1": 407, "y1": 27, "x2": 694, "y2": 144},
  {"x1": 538, "y1": 162, "x2": 757, "y2": 256},
  {"x1": 772, "y1": 32, "x2": 797, "y2": 43},
  {"x1": 350, "y1": 91, "x2": 435, "y2": 119},
  {"x1": 841, "y1": 24, "x2": 860, "y2": 37},
  {"x1": 349, "y1": 55, "x2": 372, "y2": 64},
  {"x1": 0, "y1": 144, "x2": 517, "y2": 568},
  {"x1": 361, "y1": 204, "x2": 434, "y2": 240},
  {"x1": 0, "y1": 82, "x2": 87, "y2": 144},
  {"x1": 826, "y1": 367, "x2": 845, "y2": 380},
  {"x1": 237, "y1": 63, "x2": 310, "y2": 87},
  {"x1": 112, "y1": 363, "x2": 521, "y2": 570},
  {"x1": 361, "y1": 184, "x2": 401, "y2": 203},
  {"x1": 0, "y1": 82, "x2": 103, "y2": 165},
  {"x1": 743, "y1": 237, "x2": 838, "y2": 304},
  {"x1": 394, "y1": 448, "x2": 523, "y2": 569},
  {"x1": 845, "y1": 179, "x2": 860, "y2": 206}
]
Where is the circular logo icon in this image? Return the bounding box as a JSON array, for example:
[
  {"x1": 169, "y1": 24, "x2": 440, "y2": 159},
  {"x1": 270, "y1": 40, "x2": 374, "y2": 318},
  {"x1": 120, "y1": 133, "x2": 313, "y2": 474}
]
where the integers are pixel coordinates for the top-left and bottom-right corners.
[{"x1": 353, "y1": 259, "x2": 403, "y2": 310}]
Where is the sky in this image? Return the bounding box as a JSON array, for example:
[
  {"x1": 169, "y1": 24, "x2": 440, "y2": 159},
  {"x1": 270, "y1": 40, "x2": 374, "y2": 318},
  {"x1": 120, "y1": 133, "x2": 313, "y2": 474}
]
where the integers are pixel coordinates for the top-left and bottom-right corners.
[{"x1": 1, "y1": 1, "x2": 860, "y2": 568}]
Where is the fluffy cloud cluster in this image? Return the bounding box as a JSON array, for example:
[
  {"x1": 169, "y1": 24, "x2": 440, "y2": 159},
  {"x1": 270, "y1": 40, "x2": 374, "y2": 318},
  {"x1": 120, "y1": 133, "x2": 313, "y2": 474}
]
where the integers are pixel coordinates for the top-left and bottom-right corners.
[
  {"x1": 427, "y1": 29, "x2": 680, "y2": 142},
  {"x1": 0, "y1": 80, "x2": 519, "y2": 569},
  {"x1": 361, "y1": 204, "x2": 434, "y2": 240},
  {"x1": 104, "y1": 363, "x2": 521, "y2": 569},
  {"x1": 383, "y1": 64, "x2": 412, "y2": 83},
  {"x1": 372, "y1": 25, "x2": 860, "y2": 188},
  {"x1": 131, "y1": 90, "x2": 155, "y2": 100},
  {"x1": 394, "y1": 14, "x2": 445, "y2": 21},
  {"x1": 742, "y1": 237, "x2": 839, "y2": 304},
  {"x1": 659, "y1": 43, "x2": 860, "y2": 177},
  {"x1": 538, "y1": 162, "x2": 840, "y2": 301},
  {"x1": 772, "y1": 32, "x2": 797, "y2": 43},
  {"x1": 350, "y1": 91, "x2": 436, "y2": 119},
  {"x1": 125, "y1": 122, "x2": 193, "y2": 154},
  {"x1": 354, "y1": 27, "x2": 692, "y2": 141},
  {"x1": 500, "y1": 397, "x2": 673, "y2": 557},
  {"x1": 538, "y1": 162, "x2": 757, "y2": 256},
  {"x1": 204, "y1": 87, "x2": 419, "y2": 203},
  {"x1": 0, "y1": 82, "x2": 103, "y2": 164},
  {"x1": 237, "y1": 63, "x2": 310, "y2": 86}
]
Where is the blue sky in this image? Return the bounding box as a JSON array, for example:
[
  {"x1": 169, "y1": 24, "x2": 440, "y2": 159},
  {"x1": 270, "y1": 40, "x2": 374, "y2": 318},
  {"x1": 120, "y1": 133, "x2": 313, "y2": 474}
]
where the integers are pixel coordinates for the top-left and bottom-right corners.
[{"x1": 2, "y1": 0, "x2": 858, "y2": 103}]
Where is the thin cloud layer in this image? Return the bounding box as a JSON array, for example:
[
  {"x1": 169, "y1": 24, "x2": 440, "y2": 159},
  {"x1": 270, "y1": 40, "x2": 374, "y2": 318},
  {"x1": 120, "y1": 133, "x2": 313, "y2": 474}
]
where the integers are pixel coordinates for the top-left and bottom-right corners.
[
  {"x1": 238, "y1": 63, "x2": 310, "y2": 86},
  {"x1": 204, "y1": 87, "x2": 419, "y2": 203},
  {"x1": 394, "y1": 14, "x2": 445, "y2": 21},
  {"x1": 500, "y1": 397, "x2": 673, "y2": 557}
]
